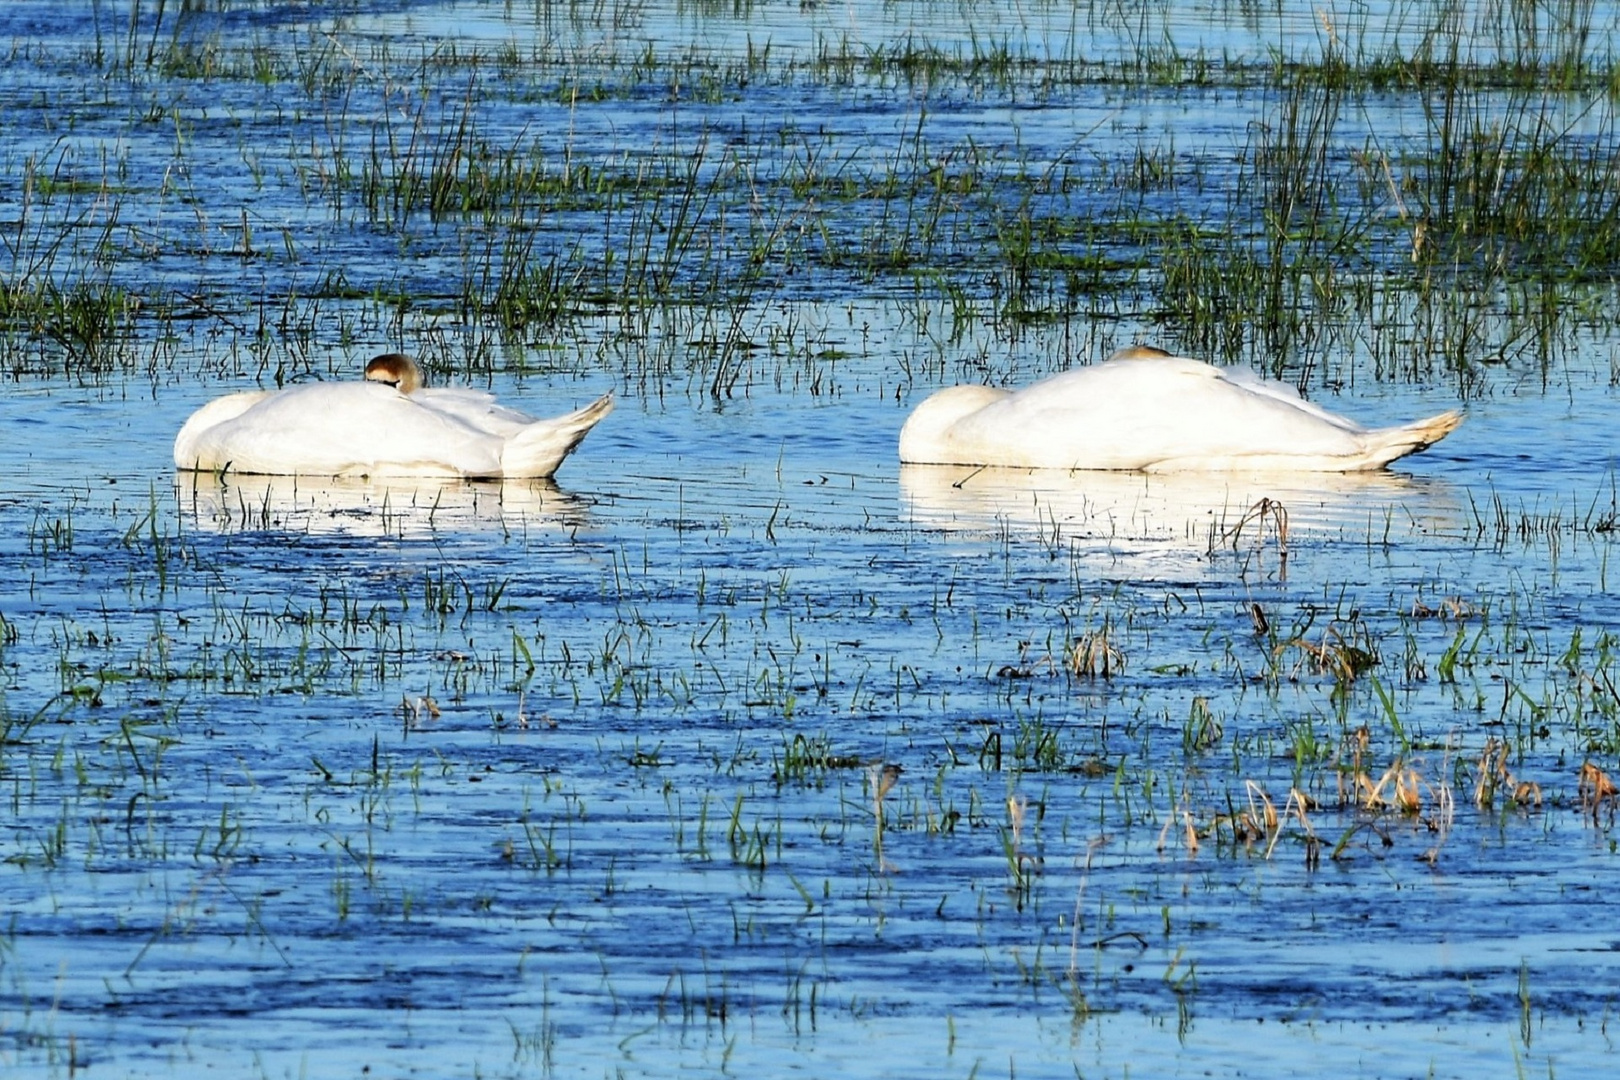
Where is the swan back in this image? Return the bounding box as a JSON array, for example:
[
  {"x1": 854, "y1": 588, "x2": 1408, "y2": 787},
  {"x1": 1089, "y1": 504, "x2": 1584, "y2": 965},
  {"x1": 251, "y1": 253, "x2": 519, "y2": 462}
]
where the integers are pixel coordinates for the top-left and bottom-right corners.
[{"x1": 179, "y1": 382, "x2": 504, "y2": 477}]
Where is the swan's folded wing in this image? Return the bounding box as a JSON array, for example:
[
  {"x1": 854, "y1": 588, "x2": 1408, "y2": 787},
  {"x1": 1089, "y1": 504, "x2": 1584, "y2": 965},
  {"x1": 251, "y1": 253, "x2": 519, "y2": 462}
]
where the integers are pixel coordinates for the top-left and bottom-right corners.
[
  {"x1": 413, "y1": 388, "x2": 538, "y2": 437},
  {"x1": 1209, "y1": 364, "x2": 1364, "y2": 433},
  {"x1": 948, "y1": 359, "x2": 1385, "y2": 469}
]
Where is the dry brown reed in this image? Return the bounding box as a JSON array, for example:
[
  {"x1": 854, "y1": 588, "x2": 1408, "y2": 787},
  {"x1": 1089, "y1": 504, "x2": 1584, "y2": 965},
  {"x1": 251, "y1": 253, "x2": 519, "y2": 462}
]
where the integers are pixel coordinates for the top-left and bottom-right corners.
[
  {"x1": 1215, "y1": 497, "x2": 1290, "y2": 577},
  {"x1": 1068, "y1": 621, "x2": 1125, "y2": 679},
  {"x1": 1285, "y1": 622, "x2": 1380, "y2": 683},
  {"x1": 1006, "y1": 793, "x2": 1042, "y2": 878},
  {"x1": 869, "y1": 762, "x2": 903, "y2": 870},
  {"x1": 401, "y1": 694, "x2": 441, "y2": 728},
  {"x1": 1213, "y1": 779, "x2": 1318, "y2": 865},
  {"x1": 1578, "y1": 762, "x2": 1617, "y2": 823},
  {"x1": 1360, "y1": 760, "x2": 1425, "y2": 813},
  {"x1": 1155, "y1": 790, "x2": 1200, "y2": 855},
  {"x1": 1474, "y1": 738, "x2": 1542, "y2": 809}
]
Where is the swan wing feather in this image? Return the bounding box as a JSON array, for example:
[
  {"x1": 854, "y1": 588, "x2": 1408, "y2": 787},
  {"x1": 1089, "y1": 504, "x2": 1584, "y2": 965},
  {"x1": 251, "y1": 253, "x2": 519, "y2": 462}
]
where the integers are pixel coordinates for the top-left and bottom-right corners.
[{"x1": 413, "y1": 388, "x2": 538, "y2": 436}]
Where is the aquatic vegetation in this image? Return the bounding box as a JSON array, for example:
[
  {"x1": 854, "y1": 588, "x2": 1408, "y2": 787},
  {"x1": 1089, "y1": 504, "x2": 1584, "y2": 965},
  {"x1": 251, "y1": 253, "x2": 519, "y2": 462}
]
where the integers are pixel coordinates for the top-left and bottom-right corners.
[
  {"x1": 0, "y1": 0, "x2": 1617, "y2": 387},
  {"x1": 1068, "y1": 617, "x2": 1126, "y2": 679}
]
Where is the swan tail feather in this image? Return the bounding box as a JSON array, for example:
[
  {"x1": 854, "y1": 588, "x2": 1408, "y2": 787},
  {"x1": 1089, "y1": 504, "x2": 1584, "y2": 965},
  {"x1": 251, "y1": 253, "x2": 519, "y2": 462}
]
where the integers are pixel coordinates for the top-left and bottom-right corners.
[
  {"x1": 500, "y1": 393, "x2": 615, "y2": 478},
  {"x1": 1359, "y1": 410, "x2": 1463, "y2": 469}
]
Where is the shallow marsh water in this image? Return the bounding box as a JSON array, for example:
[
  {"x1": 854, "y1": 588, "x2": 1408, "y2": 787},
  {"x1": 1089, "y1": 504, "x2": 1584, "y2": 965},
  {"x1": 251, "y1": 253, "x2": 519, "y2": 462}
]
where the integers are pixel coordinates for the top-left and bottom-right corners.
[{"x1": 6, "y1": 2, "x2": 1620, "y2": 1078}]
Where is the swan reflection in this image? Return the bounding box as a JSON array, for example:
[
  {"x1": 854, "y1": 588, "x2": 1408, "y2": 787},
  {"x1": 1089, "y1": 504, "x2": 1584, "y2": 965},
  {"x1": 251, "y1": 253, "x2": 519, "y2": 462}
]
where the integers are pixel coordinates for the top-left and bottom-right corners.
[
  {"x1": 900, "y1": 463, "x2": 1463, "y2": 571},
  {"x1": 174, "y1": 471, "x2": 593, "y2": 537}
]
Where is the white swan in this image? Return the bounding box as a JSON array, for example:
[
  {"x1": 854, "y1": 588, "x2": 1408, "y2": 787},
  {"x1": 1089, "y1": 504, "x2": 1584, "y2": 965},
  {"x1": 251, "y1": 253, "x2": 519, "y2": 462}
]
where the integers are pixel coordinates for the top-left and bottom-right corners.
[
  {"x1": 174, "y1": 354, "x2": 614, "y2": 479},
  {"x1": 899, "y1": 346, "x2": 1463, "y2": 472}
]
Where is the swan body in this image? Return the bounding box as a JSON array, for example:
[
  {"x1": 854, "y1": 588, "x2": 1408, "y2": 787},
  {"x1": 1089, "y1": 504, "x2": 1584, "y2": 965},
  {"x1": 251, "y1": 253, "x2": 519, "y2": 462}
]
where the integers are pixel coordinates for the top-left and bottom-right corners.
[
  {"x1": 899, "y1": 347, "x2": 1463, "y2": 472},
  {"x1": 174, "y1": 355, "x2": 613, "y2": 479}
]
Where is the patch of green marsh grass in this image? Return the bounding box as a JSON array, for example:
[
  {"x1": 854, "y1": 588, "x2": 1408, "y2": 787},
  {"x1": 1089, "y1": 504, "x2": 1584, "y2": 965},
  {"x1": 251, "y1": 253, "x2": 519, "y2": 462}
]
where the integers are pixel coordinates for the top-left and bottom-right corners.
[
  {"x1": 0, "y1": 279, "x2": 133, "y2": 376},
  {"x1": 1153, "y1": 63, "x2": 1620, "y2": 377},
  {"x1": 0, "y1": 153, "x2": 136, "y2": 376},
  {"x1": 771, "y1": 732, "x2": 865, "y2": 787},
  {"x1": 1405, "y1": 80, "x2": 1620, "y2": 274},
  {"x1": 11, "y1": 0, "x2": 1620, "y2": 391}
]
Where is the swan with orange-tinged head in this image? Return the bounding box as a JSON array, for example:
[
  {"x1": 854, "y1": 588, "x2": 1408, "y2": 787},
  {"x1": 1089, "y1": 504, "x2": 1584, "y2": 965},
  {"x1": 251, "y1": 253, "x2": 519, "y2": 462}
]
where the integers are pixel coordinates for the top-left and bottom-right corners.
[
  {"x1": 174, "y1": 353, "x2": 614, "y2": 479},
  {"x1": 899, "y1": 346, "x2": 1462, "y2": 472}
]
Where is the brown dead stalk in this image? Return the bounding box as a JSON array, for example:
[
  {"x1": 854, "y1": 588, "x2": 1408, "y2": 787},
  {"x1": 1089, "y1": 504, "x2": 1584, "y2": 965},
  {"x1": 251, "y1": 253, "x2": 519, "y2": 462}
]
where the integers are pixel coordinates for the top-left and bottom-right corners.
[
  {"x1": 1578, "y1": 762, "x2": 1617, "y2": 823},
  {"x1": 1069, "y1": 620, "x2": 1126, "y2": 679},
  {"x1": 1360, "y1": 760, "x2": 1429, "y2": 814},
  {"x1": 1215, "y1": 497, "x2": 1290, "y2": 578},
  {"x1": 1474, "y1": 738, "x2": 1542, "y2": 810},
  {"x1": 1211, "y1": 781, "x2": 1319, "y2": 867},
  {"x1": 1155, "y1": 791, "x2": 1200, "y2": 856}
]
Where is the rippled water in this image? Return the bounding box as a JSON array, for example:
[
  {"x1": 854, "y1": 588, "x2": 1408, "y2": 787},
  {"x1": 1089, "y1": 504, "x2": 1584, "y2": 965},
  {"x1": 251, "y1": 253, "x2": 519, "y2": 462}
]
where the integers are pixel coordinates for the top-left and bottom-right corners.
[
  {"x1": 9, "y1": 325, "x2": 1620, "y2": 1078},
  {"x1": 6, "y1": 2, "x2": 1620, "y2": 1078}
]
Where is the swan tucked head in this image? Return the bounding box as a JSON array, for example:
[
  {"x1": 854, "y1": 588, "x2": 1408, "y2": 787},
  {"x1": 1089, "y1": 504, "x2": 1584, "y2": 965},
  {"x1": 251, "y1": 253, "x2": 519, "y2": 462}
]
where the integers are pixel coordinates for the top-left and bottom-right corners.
[
  {"x1": 364, "y1": 353, "x2": 423, "y2": 395},
  {"x1": 898, "y1": 384, "x2": 1011, "y2": 464}
]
